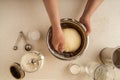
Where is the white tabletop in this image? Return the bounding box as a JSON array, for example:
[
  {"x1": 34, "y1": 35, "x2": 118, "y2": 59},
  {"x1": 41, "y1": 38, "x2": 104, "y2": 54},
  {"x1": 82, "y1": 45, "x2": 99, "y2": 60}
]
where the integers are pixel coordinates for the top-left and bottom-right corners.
[{"x1": 0, "y1": 0, "x2": 120, "y2": 80}]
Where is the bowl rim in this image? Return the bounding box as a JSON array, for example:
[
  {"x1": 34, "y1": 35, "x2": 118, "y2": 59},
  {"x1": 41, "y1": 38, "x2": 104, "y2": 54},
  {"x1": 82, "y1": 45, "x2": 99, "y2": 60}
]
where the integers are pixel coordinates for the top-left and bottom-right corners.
[{"x1": 46, "y1": 18, "x2": 88, "y2": 60}]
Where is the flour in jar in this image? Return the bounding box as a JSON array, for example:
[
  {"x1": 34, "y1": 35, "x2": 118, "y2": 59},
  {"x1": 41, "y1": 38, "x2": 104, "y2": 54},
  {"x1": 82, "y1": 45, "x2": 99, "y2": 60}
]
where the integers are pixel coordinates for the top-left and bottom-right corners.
[{"x1": 21, "y1": 53, "x2": 39, "y2": 72}]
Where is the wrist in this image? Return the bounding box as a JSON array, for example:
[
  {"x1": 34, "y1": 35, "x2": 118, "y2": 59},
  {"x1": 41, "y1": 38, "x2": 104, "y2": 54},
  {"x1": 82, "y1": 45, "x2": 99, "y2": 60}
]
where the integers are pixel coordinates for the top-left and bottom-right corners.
[
  {"x1": 80, "y1": 15, "x2": 90, "y2": 23},
  {"x1": 81, "y1": 15, "x2": 90, "y2": 20},
  {"x1": 52, "y1": 25, "x2": 62, "y2": 32},
  {"x1": 50, "y1": 18, "x2": 61, "y2": 30}
]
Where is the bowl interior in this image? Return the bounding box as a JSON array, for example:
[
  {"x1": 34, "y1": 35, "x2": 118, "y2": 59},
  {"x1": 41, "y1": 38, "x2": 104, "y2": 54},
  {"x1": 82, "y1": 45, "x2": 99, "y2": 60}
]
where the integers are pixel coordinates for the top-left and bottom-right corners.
[{"x1": 47, "y1": 21, "x2": 87, "y2": 60}]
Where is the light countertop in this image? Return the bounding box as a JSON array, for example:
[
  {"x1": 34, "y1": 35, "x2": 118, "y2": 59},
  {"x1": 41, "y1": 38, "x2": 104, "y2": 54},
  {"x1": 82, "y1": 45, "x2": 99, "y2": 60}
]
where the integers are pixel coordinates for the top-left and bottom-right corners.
[{"x1": 0, "y1": 0, "x2": 120, "y2": 80}]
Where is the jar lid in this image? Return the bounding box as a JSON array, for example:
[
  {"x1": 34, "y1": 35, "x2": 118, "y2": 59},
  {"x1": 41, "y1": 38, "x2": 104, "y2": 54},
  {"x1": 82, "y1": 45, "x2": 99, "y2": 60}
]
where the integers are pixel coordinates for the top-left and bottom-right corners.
[{"x1": 10, "y1": 63, "x2": 25, "y2": 79}]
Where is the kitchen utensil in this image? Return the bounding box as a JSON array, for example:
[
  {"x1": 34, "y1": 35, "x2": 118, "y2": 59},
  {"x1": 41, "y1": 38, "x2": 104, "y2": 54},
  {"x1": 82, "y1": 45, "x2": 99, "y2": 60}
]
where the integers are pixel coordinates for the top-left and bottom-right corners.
[
  {"x1": 30, "y1": 57, "x2": 42, "y2": 64},
  {"x1": 20, "y1": 31, "x2": 32, "y2": 51},
  {"x1": 13, "y1": 31, "x2": 22, "y2": 50},
  {"x1": 99, "y1": 46, "x2": 120, "y2": 69},
  {"x1": 20, "y1": 51, "x2": 44, "y2": 73},
  {"x1": 10, "y1": 63, "x2": 25, "y2": 79},
  {"x1": 46, "y1": 18, "x2": 88, "y2": 60}
]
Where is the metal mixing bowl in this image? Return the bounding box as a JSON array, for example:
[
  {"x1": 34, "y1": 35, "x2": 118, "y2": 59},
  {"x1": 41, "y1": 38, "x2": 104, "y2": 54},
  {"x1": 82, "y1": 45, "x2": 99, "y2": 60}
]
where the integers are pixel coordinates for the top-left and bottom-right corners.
[{"x1": 46, "y1": 18, "x2": 88, "y2": 60}]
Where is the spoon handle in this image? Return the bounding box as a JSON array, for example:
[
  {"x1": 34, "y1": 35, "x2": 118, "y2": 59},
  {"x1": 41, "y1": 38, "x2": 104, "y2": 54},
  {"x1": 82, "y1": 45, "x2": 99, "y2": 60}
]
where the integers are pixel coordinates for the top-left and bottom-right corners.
[
  {"x1": 20, "y1": 31, "x2": 27, "y2": 44},
  {"x1": 31, "y1": 54, "x2": 44, "y2": 63},
  {"x1": 13, "y1": 31, "x2": 22, "y2": 50}
]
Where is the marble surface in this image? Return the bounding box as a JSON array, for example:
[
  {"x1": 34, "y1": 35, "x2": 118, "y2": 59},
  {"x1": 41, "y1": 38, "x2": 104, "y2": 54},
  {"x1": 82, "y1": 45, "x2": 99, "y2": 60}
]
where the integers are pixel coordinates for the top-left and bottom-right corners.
[{"x1": 0, "y1": 0, "x2": 120, "y2": 80}]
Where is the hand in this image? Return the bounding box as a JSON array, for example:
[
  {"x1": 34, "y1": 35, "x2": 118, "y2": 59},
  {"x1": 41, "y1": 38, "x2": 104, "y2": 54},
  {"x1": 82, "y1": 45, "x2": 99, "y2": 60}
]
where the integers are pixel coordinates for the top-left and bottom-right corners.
[
  {"x1": 52, "y1": 27, "x2": 65, "y2": 52},
  {"x1": 79, "y1": 17, "x2": 91, "y2": 35}
]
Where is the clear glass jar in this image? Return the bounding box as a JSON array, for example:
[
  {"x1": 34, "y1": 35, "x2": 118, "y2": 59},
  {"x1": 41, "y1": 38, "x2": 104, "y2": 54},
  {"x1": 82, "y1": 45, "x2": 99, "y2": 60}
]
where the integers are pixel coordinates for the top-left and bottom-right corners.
[
  {"x1": 85, "y1": 62, "x2": 115, "y2": 80},
  {"x1": 20, "y1": 51, "x2": 44, "y2": 73},
  {"x1": 67, "y1": 62, "x2": 115, "y2": 80}
]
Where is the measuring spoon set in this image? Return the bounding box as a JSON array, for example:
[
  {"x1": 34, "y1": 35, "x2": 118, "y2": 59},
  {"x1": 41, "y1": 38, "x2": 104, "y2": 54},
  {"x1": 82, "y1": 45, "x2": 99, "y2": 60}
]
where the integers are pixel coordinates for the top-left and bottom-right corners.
[{"x1": 13, "y1": 31, "x2": 32, "y2": 51}]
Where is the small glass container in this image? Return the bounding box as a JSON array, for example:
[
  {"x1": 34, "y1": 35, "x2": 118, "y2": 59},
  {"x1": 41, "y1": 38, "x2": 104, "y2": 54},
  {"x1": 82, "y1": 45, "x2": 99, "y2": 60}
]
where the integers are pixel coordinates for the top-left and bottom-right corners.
[
  {"x1": 85, "y1": 62, "x2": 115, "y2": 80},
  {"x1": 68, "y1": 64, "x2": 85, "y2": 75},
  {"x1": 67, "y1": 62, "x2": 115, "y2": 80},
  {"x1": 20, "y1": 51, "x2": 44, "y2": 73}
]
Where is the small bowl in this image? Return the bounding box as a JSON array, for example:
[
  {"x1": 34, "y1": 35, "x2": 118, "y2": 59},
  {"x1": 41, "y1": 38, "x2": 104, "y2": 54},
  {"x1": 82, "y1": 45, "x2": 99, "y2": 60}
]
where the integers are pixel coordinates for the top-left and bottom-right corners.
[
  {"x1": 46, "y1": 18, "x2": 88, "y2": 60},
  {"x1": 20, "y1": 51, "x2": 44, "y2": 73}
]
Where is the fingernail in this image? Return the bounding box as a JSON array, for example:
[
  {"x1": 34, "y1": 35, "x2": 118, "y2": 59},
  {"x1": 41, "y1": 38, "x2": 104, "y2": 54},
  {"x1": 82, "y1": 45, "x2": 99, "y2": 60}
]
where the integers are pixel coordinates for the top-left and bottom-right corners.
[{"x1": 60, "y1": 49, "x2": 64, "y2": 53}]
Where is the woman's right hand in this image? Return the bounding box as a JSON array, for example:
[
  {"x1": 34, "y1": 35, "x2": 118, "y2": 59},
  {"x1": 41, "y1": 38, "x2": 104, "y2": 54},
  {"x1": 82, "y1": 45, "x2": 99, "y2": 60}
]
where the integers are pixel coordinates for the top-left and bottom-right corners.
[{"x1": 52, "y1": 27, "x2": 65, "y2": 52}]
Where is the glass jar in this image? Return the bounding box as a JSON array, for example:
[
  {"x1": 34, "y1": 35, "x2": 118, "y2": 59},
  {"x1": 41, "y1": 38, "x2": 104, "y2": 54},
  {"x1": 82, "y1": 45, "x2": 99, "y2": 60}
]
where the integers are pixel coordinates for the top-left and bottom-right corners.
[{"x1": 20, "y1": 51, "x2": 44, "y2": 73}]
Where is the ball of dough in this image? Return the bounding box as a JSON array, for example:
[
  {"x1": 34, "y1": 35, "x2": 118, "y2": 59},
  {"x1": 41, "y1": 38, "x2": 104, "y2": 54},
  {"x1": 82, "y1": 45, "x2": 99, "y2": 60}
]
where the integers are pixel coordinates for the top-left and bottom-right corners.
[{"x1": 63, "y1": 28, "x2": 81, "y2": 52}]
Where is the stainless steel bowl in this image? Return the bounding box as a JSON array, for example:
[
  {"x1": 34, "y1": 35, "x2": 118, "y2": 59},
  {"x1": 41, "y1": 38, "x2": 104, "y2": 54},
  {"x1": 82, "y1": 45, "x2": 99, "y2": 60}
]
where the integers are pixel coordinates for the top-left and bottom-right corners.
[{"x1": 46, "y1": 18, "x2": 88, "y2": 60}]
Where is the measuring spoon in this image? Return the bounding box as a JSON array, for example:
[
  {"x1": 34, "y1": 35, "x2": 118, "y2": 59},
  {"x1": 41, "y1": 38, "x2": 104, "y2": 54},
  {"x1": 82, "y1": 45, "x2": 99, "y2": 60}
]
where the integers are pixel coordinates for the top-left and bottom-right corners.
[
  {"x1": 13, "y1": 31, "x2": 22, "y2": 50},
  {"x1": 20, "y1": 31, "x2": 32, "y2": 51}
]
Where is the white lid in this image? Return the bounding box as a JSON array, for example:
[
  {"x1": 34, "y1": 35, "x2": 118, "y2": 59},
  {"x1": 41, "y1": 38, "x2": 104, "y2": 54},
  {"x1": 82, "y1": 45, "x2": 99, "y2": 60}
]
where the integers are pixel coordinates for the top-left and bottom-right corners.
[{"x1": 69, "y1": 64, "x2": 80, "y2": 75}]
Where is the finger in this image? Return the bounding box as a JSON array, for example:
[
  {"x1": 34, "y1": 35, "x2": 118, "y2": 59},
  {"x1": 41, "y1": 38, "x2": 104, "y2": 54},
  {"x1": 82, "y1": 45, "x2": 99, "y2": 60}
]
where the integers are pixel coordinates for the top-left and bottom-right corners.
[
  {"x1": 84, "y1": 23, "x2": 91, "y2": 35},
  {"x1": 53, "y1": 43, "x2": 59, "y2": 51},
  {"x1": 86, "y1": 29, "x2": 91, "y2": 35},
  {"x1": 58, "y1": 43, "x2": 64, "y2": 52}
]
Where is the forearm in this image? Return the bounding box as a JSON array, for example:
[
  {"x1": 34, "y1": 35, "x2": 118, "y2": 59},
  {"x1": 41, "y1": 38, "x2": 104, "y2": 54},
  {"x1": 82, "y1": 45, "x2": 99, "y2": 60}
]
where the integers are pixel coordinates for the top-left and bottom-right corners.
[
  {"x1": 43, "y1": 0, "x2": 61, "y2": 31},
  {"x1": 81, "y1": 0, "x2": 104, "y2": 19}
]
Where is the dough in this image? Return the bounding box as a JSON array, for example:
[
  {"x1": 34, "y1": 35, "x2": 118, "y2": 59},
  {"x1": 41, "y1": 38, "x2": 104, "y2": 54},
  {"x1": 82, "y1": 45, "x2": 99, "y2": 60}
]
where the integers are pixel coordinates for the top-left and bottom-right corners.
[{"x1": 63, "y1": 28, "x2": 81, "y2": 52}]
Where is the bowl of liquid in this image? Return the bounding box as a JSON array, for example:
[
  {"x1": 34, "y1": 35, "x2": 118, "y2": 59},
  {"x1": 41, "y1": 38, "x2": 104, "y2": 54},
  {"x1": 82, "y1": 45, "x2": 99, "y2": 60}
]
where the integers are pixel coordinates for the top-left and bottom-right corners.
[{"x1": 46, "y1": 18, "x2": 88, "y2": 60}]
